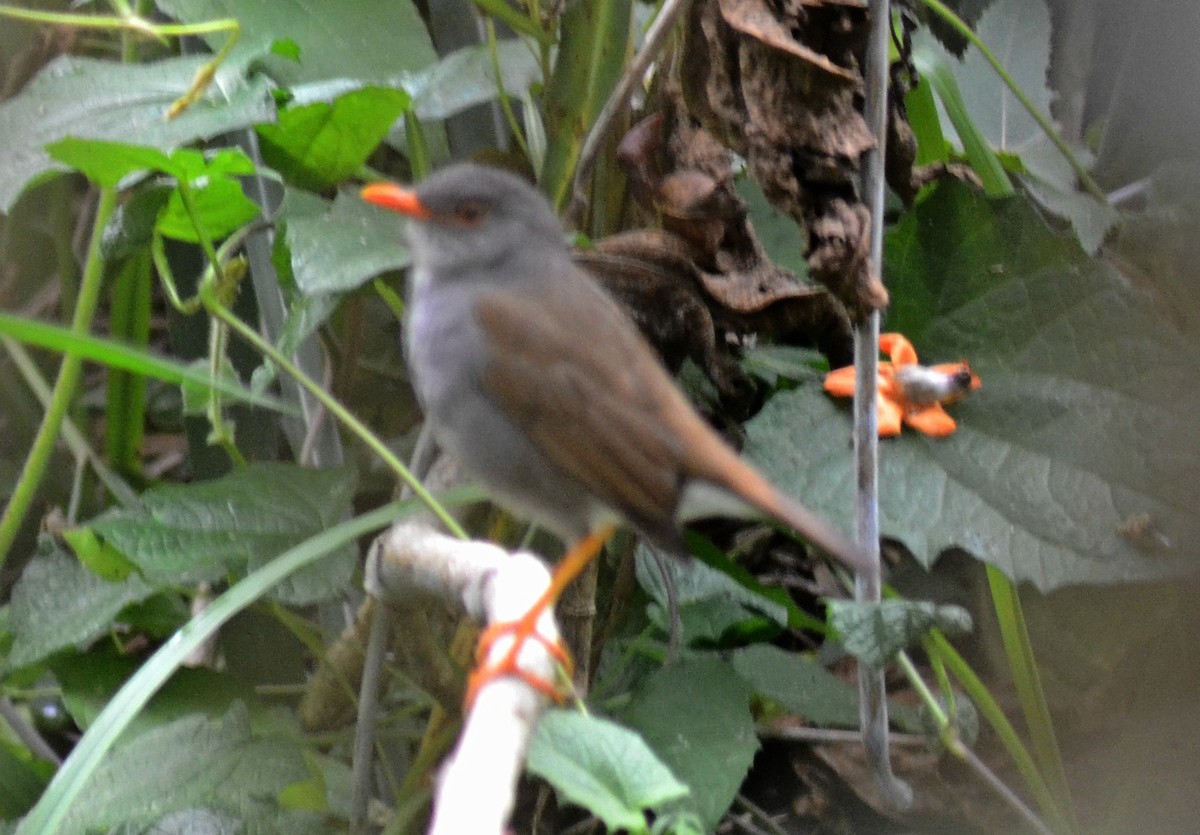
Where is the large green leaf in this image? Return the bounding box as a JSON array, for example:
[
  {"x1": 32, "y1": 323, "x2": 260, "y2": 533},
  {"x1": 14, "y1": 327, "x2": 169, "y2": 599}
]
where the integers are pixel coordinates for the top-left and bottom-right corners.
[
  {"x1": 156, "y1": 0, "x2": 436, "y2": 85},
  {"x1": 56, "y1": 703, "x2": 322, "y2": 835},
  {"x1": 286, "y1": 189, "x2": 409, "y2": 296},
  {"x1": 915, "y1": 0, "x2": 1116, "y2": 250},
  {"x1": 88, "y1": 463, "x2": 357, "y2": 603},
  {"x1": 953, "y1": 0, "x2": 1051, "y2": 153},
  {"x1": 0, "y1": 55, "x2": 273, "y2": 211},
  {"x1": 51, "y1": 647, "x2": 259, "y2": 736},
  {"x1": 746, "y1": 180, "x2": 1200, "y2": 591},
  {"x1": 616, "y1": 657, "x2": 757, "y2": 830}
]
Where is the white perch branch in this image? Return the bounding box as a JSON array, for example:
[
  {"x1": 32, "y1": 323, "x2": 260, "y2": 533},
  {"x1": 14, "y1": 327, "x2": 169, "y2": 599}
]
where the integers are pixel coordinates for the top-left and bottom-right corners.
[{"x1": 366, "y1": 522, "x2": 561, "y2": 835}]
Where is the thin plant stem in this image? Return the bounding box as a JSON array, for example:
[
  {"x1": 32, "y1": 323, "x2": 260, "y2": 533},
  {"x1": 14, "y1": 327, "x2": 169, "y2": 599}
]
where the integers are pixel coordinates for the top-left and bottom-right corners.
[
  {"x1": 484, "y1": 18, "x2": 531, "y2": 162},
  {"x1": 0, "y1": 336, "x2": 138, "y2": 507},
  {"x1": 0, "y1": 188, "x2": 118, "y2": 568},
  {"x1": 925, "y1": 629, "x2": 1070, "y2": 831},
  {"x1": 895, "y1": 651, "x2": 1054, "y2": 835},
  {"x1": 566, "y1": 0, "x2": 691, "y2": 226},
  {"x1": 854, "y1": 0, "x2": 911, "y2": 809}
]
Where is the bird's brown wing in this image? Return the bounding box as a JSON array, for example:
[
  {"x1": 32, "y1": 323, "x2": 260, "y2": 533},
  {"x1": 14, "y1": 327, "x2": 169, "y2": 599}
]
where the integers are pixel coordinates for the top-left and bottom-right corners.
[
  {"x1": 475, "y1": 266, "x2": 870, "y2": 571},
  {"x1": 474, "y1": 269, "x2": 691, "y2": 538}
]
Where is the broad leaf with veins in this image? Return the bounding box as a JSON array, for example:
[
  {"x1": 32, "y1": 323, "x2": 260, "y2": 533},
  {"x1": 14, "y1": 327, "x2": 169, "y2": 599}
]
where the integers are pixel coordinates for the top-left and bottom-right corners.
[{"x1": 747, "y1": 181, "x2": 1200, "y2": 591}]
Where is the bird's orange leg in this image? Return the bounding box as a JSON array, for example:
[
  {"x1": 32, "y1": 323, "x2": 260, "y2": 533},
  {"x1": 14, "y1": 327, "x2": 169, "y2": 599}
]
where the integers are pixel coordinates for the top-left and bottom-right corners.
[{"x1": 465, "y1": 524, "x2": 617, "y2": 708}]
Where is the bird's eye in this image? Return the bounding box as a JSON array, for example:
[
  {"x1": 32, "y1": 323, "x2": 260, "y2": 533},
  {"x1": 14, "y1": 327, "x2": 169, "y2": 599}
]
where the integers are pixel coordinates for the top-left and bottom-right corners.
[{"x1": 452, "y1": 200, "x2": 489, "y2": 226}]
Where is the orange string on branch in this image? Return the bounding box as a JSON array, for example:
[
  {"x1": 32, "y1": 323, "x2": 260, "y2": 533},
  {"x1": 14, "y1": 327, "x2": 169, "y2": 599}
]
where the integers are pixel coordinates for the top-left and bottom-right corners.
[{"x1": 824, "y1": 333, "x2": 981, "y2": 437}]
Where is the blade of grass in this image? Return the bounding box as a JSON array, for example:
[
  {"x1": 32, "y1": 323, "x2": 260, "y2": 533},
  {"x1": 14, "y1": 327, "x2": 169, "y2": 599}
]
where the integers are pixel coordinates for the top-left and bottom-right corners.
[
  {"x1": 1, "y1": 336, "x2": 138, "y2": 508},
  {"x1": 926, "y1": 629, "x2": 1073, "y2": 833},
  {"x1": 0, "y1": 312, "x2": 300, "y2": 417},
  {"x1": 912, "y1": 49, "x2": 1013, "y2": 197},
  {"x1": 987, "y1": 566, "x2": 1079, "y2": 833}
]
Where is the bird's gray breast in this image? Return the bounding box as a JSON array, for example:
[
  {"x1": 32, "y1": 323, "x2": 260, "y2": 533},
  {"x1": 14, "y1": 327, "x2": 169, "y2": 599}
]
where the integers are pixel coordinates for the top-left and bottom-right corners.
[{"x1": 404, "y1": 268, "x2": 598, "y2": 540}]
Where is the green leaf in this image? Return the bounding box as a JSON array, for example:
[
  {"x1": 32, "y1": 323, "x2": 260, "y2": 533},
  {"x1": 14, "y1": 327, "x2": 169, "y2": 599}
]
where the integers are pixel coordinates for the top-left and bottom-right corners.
[
  {"x1": 617, "y1": 657, "x2": 758, "y2": 830},
  {"x1": 0, "y1": 742, "x2": 49, "y2": 819},
  {"x1": 286, "y1": 189, "x2": 409, "y2": 296},
  {"x1": 47, "y1": 140, "x2": 262, "y2": 243},
  {"x1": 55, "y1": 703, "x2": 318, "y2": 835},
  {"x1": 45, "y1": 139, "x2": 176, "y2": 186},
  {"x1": 747, "y1": 180, "x2": 1200, "y2": 591},
  {"x1": 63, "y1": 527, "x2": 138, "y2": 582},
  {"x1": 0, "y1": 55, "x2": 274, "y2": 211},
  {"x1": 906, "y1": 74, "x2": 951, "y2": 167},
  {"x1": 7, "y1": 543, "x2": 156, "y2": 671},
  {"x1": 400, "y1": 40, "x2": 543, "y2": 124},
  {"x1": 740, "y1": 345, "x2": 826, "y2": 387},
  {"x1": 951, "y1": 0, "x2": 1053, "y2": 154},
  {"x1": 527, "y1": 711, "x2": 690, "y2": 832},
  {"x1": 257, "y1": 87, "x2": 409, "y2": 192},
  {"x1": 736, "y1": 176, "x2": 811, "y2": 279},
  {"x1": 15, "y1": 501, "x2": 421, "y2": 835},
  {"x1": 730, "y1": 645, "x2": 861, "y2": 728},
  {"x1": 827, "y1": 600, "x2": 973, "y2": 667},
  {"x1": 105, "y1": 808, "x2": 243, "y2": 834},
  {"x1": 157, "y1": 176, "x2": 261, "y2": 243},
  {"x1": 157, "y1": 0, "x2": 436, "y2": 86},
  {"x1": 102, "y1": 185, "x2": 175, "y2": 262},
  {"x1": 89, "y1": 463, "x2": 357, "y2": 604},
  {"x1": 635, "y1": 546, "x2": 787, "y2": 646},
  {"x1": 916, "y1": 0, "x2": 1116, "y2": 250},
  {"x1": 912, "y1": 45, "x2": 1011, "y2": 195},
  {"x1": 51, "y1": 646, "x2": 257, "y2": 736}
]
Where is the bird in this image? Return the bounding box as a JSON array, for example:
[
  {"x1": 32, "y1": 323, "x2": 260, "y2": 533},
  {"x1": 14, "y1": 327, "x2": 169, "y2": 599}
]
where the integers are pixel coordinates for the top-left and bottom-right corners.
[{"x1": 361, "y1": 163, "x2": 870, "y2": 702}]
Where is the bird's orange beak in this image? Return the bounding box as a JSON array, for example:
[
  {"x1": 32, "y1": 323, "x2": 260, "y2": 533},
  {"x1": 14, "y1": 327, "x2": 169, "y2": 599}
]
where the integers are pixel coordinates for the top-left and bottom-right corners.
[{"x1": 360, "y1": 182, "x2": 432, "y2": 220}]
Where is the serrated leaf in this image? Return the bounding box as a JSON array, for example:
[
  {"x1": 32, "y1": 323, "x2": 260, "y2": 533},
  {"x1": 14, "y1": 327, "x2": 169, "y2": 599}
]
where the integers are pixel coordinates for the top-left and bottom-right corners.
[
  {"x1": 916, "y1": 0, "x2": 1116, "y2": 250},
  {"x1": 1017, "y1": 142, "x2": 1117, "y2": 254},
  {"x1": 0, "y1": 55, "x2": 274, "y2": 211},
  {"x1": 286, "y1": 189, "x2": 409, "y2": 296},
  {"x1": 7, "y1": 544, "x2": 156, "y2": 670},
  {"x1": 747, "y1": 180, "x2": 1200, "y2": 591},
  {"x1": 528, "y1": 711, "x2": 689, "y2": 831},
  {"x1": 635, "y1": 544, "x2": 788, "y2": 642},
  {"x1": 88, "y1": 463, "x2": 357, "y2": 604},
  {"x1": 617, "y1": 657, "x2": 757, "y2": 830},
  {"x1": 257, "y1": 87, "x2": 409, "y2": 191},
  {"x1": 730, "y1": 645, "x2": 861, "y2": 728},
  {"x1": 399, "y1": 39, "x2": 543, "y2": 124},
  {"x1": 56, "y1": 704, "x2": 316, "y2": 835},
  {"x1": 827, "y1": 600, "x2": 973, "y2": 667}
]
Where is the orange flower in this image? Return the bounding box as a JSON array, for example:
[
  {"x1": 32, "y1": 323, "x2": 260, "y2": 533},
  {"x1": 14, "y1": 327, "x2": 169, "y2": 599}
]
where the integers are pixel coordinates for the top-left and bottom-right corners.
[{"x1": 823, "y1": 333, "x2": 981, "y2": 437}]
